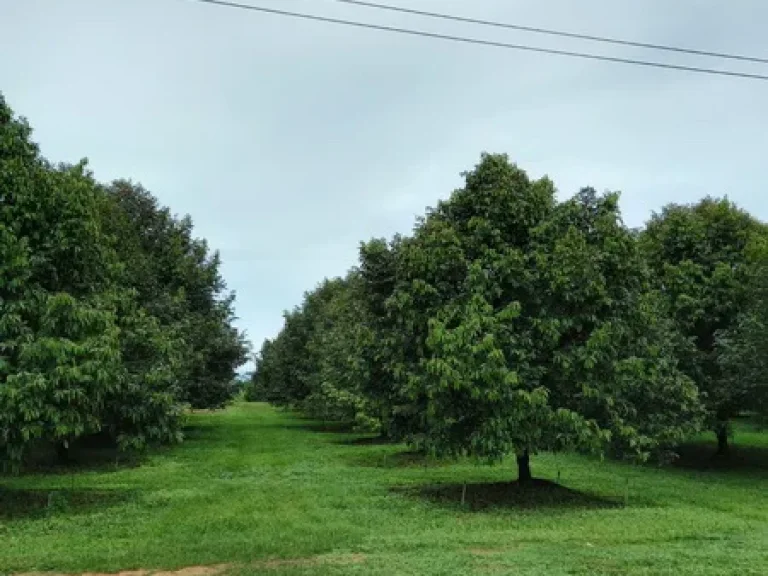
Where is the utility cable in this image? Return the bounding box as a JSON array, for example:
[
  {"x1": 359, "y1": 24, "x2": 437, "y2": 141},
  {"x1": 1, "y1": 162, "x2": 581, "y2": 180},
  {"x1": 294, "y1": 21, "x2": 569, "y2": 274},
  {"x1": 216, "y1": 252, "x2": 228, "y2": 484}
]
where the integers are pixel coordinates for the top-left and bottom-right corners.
[
  {"x1": 181, "y1": 0, "x2": 768, "y2": 82},
  {"x1": 332, "y1": 0, "x2": 768, "y2": 65}
]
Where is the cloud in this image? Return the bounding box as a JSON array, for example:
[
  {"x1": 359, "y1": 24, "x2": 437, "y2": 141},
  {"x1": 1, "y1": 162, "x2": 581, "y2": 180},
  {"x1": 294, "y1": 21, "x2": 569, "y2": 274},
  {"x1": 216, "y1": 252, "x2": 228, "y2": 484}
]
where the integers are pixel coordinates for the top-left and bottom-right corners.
[{"x1": 2, "y1": 0, "x2": 767, "y2": 362}]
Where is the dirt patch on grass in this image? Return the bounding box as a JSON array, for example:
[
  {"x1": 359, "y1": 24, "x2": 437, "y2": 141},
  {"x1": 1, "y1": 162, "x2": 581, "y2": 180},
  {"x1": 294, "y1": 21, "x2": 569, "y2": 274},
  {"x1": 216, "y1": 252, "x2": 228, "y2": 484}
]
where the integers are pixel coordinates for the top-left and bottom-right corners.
[
  {"x1": 17, "y1": 567, "x2": 229, "y2": 576},
  {"x1": 86, "y1": 572, "x2": 150, "y2": 576},
  {"x1": 15, "y1": 555, "x2": 366, "y2": 576},
  {"x1": 259, "y1": 553, "x2": 367, "y2": 569},
  {"x1": 152, "y1": 565, "x2": 230, "y2": 576},
  {"x1": 85, "y1": 572, "x2": 151, "y2": 576}
]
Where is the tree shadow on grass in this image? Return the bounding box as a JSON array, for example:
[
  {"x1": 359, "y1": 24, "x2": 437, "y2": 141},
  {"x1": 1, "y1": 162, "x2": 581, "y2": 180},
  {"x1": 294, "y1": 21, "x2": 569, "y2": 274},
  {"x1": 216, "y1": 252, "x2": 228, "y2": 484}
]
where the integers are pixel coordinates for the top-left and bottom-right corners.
[
  {"x1": 393, "y1": 479, "x2": 621, "y2": 512},
  {"x1": 0, "y1": 487, "x2": 137, "y2": 520},
  {"x1": 335, "y1": 433, "x2": 390, "y2": 446},
  {"x1": 672, "y1": 441, "x2": 768, "y2": 478},
  {"x1": 279, "y1": 421, "x2": 357, "y2": 434},
  {"x1": 16, "y1": 434, "x2": 142, "y2": 476},
  {"x1": 335, "y1": 435, "x2": 393, "y2": 446},
  {"x1": 184, "y1": 424, "x2": 222, "y2": 442}
]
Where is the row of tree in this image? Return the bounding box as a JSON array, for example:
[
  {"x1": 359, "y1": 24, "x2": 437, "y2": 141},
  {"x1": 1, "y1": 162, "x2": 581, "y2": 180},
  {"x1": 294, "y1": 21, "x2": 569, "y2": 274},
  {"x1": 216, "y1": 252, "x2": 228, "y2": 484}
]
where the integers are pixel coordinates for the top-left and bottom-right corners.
[
  {"x1": 249, "y1": 153, "x2": 768, "y2": 481},
  {"x1": 0, "y1": 95, "x2": 248, "y2": 469}
]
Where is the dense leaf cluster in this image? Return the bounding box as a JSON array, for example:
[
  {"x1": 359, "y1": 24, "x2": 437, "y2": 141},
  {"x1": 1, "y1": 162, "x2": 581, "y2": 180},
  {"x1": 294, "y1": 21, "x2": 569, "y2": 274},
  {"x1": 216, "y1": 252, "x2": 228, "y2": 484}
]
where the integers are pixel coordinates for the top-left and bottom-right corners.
[
  {"x1": 640, "y1": 198, "x2": 768, "y2": 451},
  {"x1": 0, "y1": 95, "x2": 248, "y2": 469},
  {"x1": 252, "y1": 153, "x2": 768, "y2": 478}
]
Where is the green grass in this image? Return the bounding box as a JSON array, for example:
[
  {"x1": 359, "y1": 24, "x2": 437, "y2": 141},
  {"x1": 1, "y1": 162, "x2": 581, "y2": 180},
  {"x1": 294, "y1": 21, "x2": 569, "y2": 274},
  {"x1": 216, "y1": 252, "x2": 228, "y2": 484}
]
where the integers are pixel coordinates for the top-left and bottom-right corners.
[{"x1": 1, "y1": 404, "x2": 767, "y2": 575}]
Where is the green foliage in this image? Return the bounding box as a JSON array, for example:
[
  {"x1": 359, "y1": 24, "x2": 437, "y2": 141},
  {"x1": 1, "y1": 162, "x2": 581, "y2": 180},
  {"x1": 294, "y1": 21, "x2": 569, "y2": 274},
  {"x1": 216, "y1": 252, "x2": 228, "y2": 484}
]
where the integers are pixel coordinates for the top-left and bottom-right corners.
[
  {"x1": 0, "y1": 292, "x2": 122, "y2": 465},
  {"x1": 302, "y1": 275, "x2": 380, "y2": 431},
  {"x1": 641, "y1": 198, "x2": 768, "y2": 445},
  {"x1": 385, "y1": 157, "x2": 701, "y2": 471},
  {"x1": 255, "y1": 299, "x2": 320, "y2": 408},
  {"x1": 255, "y1": 154, "x2": 708, "y2": 478},
  {"x1": 253, "y1": 275, "x2": 379, "y2": 431},
  {"x1": 1, "y1": 99, "x2": 122, "y2": 466},
  {"x1": 104, "y1": 181, "x2": 249, "y2": 409},
  {"x1": 357, "y1": 236, "x2": 402, "y2": 434},
  {"x1": 105, "y1": 299, "x2": 186, "y2": 451},
  {"x1": 0, "y1": 93, "x2": 246, "y2": 469},
  {"x1": 717, "y1": 240, "x2": 768, "y2": 426}
]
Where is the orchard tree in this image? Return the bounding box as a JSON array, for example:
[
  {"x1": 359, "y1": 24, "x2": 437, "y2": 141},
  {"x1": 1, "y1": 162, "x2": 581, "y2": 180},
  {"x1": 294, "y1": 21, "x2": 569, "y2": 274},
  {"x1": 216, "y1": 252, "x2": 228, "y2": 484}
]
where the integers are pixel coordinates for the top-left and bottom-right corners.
[
  {"x1": 176, "y1": 298, "x2": 250, "y2": 410},
  {"x1": 302, "y1": 274, "x2": 379, "y2": 430},
  {"x1": 255, "y1": 285, "x2": 330, "y2": 408},
  {"x1": 391, "y1": 155, "x2": 702, "y2": 481},
  {"x1": 253, "y1": 275, "x2": 378, "y2": 430},
  {"x1": 640, "y1": 198, "x2": 768, "y2": 453},
  {"x1": 104, "y1": 181, "x2": 248, "y2": 409},
  {"x1": 249, "y1": 339, "x2": 279, "y2": 403},
  {"x1": 1, "y1": 93, "x2": 246, "y2": 468},
  {"x1": 358, "y1": 236, "x2": 403, "y2": 436},
  {"x1": 104, "y1": 297, "x2": 186, "y2": 451},
  {"x1": 0, "y1": 97, "x2": 123, "y2": 466},
  {"x1": 717, "y1": 240, "x2": 768, "y2": 429}
]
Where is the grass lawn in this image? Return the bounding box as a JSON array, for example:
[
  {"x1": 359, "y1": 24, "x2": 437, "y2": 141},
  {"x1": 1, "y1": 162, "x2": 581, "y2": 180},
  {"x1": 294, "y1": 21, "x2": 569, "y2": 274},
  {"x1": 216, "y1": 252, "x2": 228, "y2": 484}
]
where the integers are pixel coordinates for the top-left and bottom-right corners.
[{"x1": 1, "y1": 403, "x2": 767, "y2": 576}]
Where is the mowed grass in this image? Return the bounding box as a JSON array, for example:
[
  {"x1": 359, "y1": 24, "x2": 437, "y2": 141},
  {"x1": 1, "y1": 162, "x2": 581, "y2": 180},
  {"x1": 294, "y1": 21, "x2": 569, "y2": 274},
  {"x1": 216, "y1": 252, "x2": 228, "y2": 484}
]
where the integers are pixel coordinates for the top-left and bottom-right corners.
[{"x1": 1, "y1": 404, "x2": 767, "y2": 576}]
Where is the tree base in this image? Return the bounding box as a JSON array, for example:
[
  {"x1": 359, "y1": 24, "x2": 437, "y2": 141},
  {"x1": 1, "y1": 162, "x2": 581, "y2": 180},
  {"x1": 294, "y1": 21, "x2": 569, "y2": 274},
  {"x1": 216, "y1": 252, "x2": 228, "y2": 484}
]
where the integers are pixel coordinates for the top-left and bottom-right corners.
[
  {"x1": 517, "y1": 451, "x2": 532, "y2": 483},
  {"x1": 715, "y1": 426, "x2": 730, "y2": 457},
  {"x1": 55, "y1": 442, "x2": 70, "y2": 466}
]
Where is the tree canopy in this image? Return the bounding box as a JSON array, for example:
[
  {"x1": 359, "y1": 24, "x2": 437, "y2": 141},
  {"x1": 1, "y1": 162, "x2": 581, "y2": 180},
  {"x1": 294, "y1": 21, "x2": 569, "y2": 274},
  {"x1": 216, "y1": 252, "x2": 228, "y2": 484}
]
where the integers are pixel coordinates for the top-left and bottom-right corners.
[
  {"x1": 380, "y1": 156, "x2": 701, "y2": 479},
  {"x1": 253, "y1": 154, "x2": 718, "y2": 481},
  {"x1": 716, "y1": 239, "x2": 768, "y2": 432},
  {"x1": 0, "y1": 94, "x2": 248, "y2": 469},
  {"x1": 640, "y1": 197, "x2": 768, "y2": 452}
]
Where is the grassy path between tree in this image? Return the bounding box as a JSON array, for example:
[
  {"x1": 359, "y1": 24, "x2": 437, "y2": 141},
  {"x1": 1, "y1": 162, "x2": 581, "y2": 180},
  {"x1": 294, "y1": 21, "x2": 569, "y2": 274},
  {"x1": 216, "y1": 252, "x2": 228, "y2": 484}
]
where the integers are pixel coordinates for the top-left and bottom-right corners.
[{"x1": 1, "y1": 403, "x2": 767, "y2": 575}]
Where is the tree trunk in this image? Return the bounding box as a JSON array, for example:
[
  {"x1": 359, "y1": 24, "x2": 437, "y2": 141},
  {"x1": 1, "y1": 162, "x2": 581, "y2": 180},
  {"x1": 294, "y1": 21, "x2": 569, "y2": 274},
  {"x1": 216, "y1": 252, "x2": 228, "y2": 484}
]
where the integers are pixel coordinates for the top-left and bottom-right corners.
[
  {"x1": 716, "y1": 426, "x2": 729, "y2": 456},
  {"x1": 55, "y1": 441, "x2": 70, "y2": 465},
  {"x1": 517, "y1": 451, "x2": 532, "y2": 483}
]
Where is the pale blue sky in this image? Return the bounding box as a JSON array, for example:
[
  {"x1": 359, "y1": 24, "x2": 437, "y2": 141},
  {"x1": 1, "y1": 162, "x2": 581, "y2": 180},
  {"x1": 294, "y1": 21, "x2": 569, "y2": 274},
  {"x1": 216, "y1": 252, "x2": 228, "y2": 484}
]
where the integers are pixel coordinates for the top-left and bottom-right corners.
[{"x1": 2, "y1": 0, "x2": 767, "y2": 363}]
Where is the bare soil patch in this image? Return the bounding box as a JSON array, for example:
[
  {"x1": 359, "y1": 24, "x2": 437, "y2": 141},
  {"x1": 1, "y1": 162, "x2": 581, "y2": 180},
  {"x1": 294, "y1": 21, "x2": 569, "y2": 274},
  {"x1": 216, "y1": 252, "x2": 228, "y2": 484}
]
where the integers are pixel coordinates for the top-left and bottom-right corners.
[{"x1": 15, "y1": 554, "x2": 366, "y2": 576}]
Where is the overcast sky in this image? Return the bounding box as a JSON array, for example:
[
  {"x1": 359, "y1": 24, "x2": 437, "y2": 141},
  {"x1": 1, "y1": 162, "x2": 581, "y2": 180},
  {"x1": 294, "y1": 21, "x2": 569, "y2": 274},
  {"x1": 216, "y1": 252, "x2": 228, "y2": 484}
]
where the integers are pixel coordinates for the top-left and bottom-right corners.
[{"x1": 2, "y1": 0, "x2": 767, "y2": 364}]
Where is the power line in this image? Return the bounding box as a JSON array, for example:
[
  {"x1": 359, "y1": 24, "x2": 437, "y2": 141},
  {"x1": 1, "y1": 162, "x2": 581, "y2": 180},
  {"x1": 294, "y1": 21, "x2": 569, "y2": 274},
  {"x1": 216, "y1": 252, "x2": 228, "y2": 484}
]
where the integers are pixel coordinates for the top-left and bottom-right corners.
[
  {"x1": 333, "y1": 0, "x2": 768, "y2": 66},
  {"x1": 181, "y1": 0, "x2": 768, "y2": 82}
]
